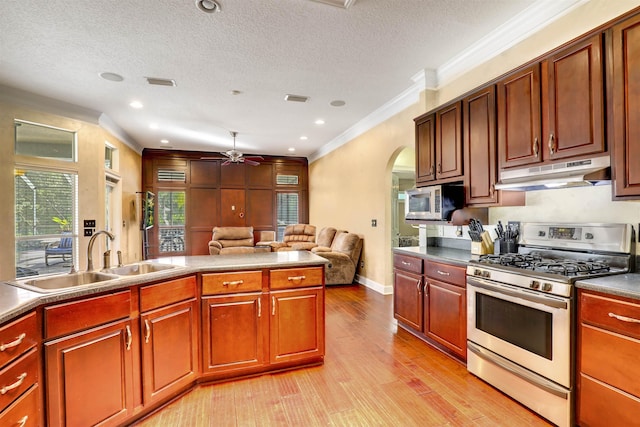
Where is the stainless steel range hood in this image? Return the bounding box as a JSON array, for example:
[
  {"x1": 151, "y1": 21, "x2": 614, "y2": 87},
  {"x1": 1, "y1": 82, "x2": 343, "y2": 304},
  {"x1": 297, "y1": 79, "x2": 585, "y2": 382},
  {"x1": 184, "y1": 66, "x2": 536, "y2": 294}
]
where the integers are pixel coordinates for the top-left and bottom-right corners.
[{"x1": 494, "y1": 155, "x2": 611, "y2": 191}]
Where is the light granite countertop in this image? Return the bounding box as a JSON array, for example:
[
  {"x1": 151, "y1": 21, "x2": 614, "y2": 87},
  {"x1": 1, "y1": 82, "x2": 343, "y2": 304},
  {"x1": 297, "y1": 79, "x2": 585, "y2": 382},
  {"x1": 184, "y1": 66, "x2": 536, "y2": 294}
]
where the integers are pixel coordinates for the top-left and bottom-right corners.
[
  {"x1": 393, "y1": 246, "x2": 474, "y2": 268},
  {"x1": 0, "y1": 251, "x2": 329, "y2": 325},
  {"x1": 576, "y1": 273, "x2": 640, "y2": 300}
]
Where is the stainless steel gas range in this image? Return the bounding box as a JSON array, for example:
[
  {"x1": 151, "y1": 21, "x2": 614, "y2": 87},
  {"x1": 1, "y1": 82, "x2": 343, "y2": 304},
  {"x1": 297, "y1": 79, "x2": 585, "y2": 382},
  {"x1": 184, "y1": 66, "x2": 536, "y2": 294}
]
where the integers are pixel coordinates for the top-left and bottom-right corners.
[{"x1": 466, "y1": 223, "x2": 634, "y2": 427}]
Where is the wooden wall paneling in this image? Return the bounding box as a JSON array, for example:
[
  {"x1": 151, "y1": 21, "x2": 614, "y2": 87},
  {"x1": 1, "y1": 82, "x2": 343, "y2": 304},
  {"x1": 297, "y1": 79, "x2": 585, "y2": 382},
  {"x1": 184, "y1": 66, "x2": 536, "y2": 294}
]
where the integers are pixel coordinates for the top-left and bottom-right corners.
[
  {"x1": 247, "y1": 163, "x2": 274, "y2": 188},
  {"x1": 246, "y1": 189, "x2": 274, "y2": 230},
  {"x1": 221, "y1": 189, "x2": 246, "y2": 226},
  {"x1": 220, "y1": 164, "x2": 246, "y2": 188},
  {"x1": 190, "y1": 160, "x2": 219, "y2": 186}
]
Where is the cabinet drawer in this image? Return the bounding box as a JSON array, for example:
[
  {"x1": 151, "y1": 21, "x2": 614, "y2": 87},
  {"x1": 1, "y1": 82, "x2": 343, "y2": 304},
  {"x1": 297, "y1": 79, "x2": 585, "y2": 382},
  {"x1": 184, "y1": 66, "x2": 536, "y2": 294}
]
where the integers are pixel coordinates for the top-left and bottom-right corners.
[
  {"x1": 579, "y1": 373, "x2": 640, "y2": 427},
  {"x1": 424, "y1": 261, "x2": 465, "y2": 286},
  {"x1": 202, "y1": 271, "x2": 263, "y2": 295},
  {"x1": 0, "y1": 312, "x2": 38, "y2": 368},
  {"x1": 393, "y1": 254, "x2": 423, "y2": 275},
  {"x1": 0, "y1": 348, "x2": 38, "y2": 412},
  {"x1": 44, "y1": 290, "x2": 131, "y2": 339},
  {"x1": 0, "y1": 383, "x2": 41, "y2": 427},
  {"x1": 580, "y1": 323, "x2": 640, "y2": 398},
  {"x1": 270, "y1": 267, "x2": 324, "y2": 290},
  {"x1": 140, "y1": 275, "x2": 197, "y2": 312},
  {"x1": 580, "y1": 291, "x2": 640, "y2": 339}
]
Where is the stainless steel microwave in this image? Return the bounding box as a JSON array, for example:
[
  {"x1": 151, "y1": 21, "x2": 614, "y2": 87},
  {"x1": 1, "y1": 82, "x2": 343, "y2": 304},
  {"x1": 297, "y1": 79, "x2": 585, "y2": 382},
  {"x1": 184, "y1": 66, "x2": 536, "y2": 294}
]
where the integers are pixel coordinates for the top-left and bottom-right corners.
[{"x1": 405, "y1": 185, "x2": 465, "y2": 221}]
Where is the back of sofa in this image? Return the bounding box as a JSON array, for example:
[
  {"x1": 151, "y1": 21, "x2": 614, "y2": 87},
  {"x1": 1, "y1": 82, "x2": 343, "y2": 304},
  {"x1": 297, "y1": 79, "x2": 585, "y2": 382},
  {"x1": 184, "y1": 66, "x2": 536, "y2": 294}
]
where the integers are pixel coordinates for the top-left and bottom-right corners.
[{"x1": 211, "y1": 226, "x2": 254, "y2": 247}]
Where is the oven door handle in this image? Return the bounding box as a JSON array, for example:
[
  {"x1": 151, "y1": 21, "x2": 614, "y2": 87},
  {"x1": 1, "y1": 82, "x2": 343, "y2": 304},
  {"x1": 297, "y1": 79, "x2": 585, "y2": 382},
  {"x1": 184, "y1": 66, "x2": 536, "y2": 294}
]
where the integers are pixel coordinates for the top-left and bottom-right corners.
[
  {"x1": 467, "y1": 341, "x2": 569, "y2": 399},
  {"x1": 467, "y1": 277, "x2": 567, "y2": 310}
]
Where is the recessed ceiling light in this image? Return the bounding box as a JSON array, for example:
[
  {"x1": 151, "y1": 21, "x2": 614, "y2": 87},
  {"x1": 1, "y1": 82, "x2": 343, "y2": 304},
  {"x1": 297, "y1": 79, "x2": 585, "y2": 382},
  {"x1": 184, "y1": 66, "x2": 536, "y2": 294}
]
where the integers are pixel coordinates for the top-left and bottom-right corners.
[
  {"x1": 300, "y1": 136, "x2": 308, "y2": 140},
  {"x1": 149, "y1": 123, "x2": 159, "y2": 129},
  {"x1": 129, "y1": 100, "x2": 143, "y2": 109},
  {"x1": 99, "y1": 72, "x2": 123, "y2": 82},
  {"x1": 315, "y1": 119, "x2": 325, "y2": 125},
  {"x1": 196, "y1": 0, "x2": 221, "y2": 13},
  {"x1": 330, "y1": 100, "x2": 346, "y2": 107},
  {"x1": 288, "y1": 148, "x2": 296, "y2": 152},
  {"x1": 160, "y1": 139, "x2": 169, "y2": 144}
]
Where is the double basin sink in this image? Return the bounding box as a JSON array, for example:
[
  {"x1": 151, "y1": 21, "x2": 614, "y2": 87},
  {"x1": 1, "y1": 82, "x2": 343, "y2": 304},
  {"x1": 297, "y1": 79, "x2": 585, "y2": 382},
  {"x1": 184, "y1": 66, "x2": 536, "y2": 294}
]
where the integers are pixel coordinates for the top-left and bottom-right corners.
[{"x1": 12, "y1": 262, "x2": 177, "y2": 293}]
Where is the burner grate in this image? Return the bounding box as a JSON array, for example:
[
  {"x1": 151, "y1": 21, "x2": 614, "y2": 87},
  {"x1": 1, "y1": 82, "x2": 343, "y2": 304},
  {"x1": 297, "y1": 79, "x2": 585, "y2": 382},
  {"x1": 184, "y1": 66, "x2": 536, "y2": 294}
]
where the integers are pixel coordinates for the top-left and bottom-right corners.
[{"x1": 477, "y1": 254, "x2": 612, "y2": 277}]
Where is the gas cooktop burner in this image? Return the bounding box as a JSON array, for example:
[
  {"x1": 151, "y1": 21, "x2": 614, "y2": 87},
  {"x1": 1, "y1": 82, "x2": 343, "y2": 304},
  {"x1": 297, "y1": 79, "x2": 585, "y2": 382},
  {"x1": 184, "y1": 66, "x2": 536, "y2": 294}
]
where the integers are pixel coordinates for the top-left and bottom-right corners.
[{"x1": 477, "y1": 254, "x2": 612, "y2": 277}]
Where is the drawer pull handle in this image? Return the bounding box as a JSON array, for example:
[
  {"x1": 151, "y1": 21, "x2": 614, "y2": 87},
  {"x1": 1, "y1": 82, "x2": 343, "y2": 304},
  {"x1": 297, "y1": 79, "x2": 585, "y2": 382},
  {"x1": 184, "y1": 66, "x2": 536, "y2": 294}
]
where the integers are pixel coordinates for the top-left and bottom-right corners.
[
  {"x1": 608, "y1": 312, "x2": 640, "y2": 324},
  {"x1": 288, "y1": 275, "x2": 306, "y2": 281},
  {"x1": 0, "y1": 333, "x2": 26, "y2": 352},
  {"x1": 125, "y1": 325, "x2": 132, "y2": 351},
  {"x1": 223, "y1": 280, "x2": 243, "y2": 286},
  {"x1": 0, "y1": 372, "x2": 26, "y2": 395},
  {"x1": 436, "y1": 270, "x2": 450, "y2": 276},
  {"x1": 401, "y1": 261, "x2": 410, "y2": 265},
  {"x1": 272, "y1": 296, "x2": 276, "y2": 316},
  {"x1": 17, "y1": 416, "x2": 28, "y2": 427},
  {"x1": 144, "y1": 319, "x2": 151, "y2": 344}
]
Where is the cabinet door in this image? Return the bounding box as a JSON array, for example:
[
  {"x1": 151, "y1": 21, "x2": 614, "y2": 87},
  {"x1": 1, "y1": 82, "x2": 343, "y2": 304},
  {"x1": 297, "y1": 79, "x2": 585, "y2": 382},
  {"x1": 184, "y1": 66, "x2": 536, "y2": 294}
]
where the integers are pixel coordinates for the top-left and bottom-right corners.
[
  {"x1": 393, "y1": 270, "x2": 423, "y2": 331},
  {"x1": 45, "y1": 319, "x2": 134, "y2": 427},
  {"x1": 141, "y1": 299, "x2": 199, "y2": 405},
  {"x1": 464, "y1": 86, "x2": 498, "y2": 205},
  {"x1": 612, "y1": 14, "x2": 640, "y2": 198},
  {"x1": 270, "y1": 287, "x2": 324, "y2": 365},
  {"x1": 497, "y1": 64, "x2": 542, "y2": 169},
  {"x1": 436, "y1": 102, "x2": 463, "y2": 180},
  {"x1": 220, "y1": 189, "x2": 245, "y2": 226},
  {"x1": 415, "y1": 114, "x2": 436, "y2": 183},
  {"x1": 543, "y1": 34, "x2": 604, "y2": 161},
  {"x1": 202, "y1": 293, "x2": 266, "y2": 374},
  {"x1": 425, "y1": 279, "x2": 466, "y2": 359}
]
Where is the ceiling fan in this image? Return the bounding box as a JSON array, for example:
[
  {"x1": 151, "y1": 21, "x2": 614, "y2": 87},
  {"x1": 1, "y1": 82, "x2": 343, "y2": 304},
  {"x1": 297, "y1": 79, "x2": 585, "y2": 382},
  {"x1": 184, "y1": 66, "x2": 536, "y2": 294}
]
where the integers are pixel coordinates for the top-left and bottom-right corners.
[{"x1": 202, "y1": 131, "x2": 263, "y2": 166}]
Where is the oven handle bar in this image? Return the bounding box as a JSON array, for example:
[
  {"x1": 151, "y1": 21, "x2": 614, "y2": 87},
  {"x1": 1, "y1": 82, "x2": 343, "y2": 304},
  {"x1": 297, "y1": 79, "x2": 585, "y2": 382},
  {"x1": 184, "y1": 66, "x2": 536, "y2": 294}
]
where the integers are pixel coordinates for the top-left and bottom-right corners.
[
  {"x1": 467, "y1": 341, "x2": 569, "y2": 399},
  {"x1": 467, "y1": 277, "x2": 568, "y2": 309}
]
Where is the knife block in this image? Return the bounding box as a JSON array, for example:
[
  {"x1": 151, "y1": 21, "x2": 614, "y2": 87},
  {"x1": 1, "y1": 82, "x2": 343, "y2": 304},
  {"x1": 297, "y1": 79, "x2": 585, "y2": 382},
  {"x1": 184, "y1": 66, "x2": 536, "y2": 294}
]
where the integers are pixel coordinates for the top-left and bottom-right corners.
[{"x1": 471, "y1": 231, "x2": 494, "y2": 255}]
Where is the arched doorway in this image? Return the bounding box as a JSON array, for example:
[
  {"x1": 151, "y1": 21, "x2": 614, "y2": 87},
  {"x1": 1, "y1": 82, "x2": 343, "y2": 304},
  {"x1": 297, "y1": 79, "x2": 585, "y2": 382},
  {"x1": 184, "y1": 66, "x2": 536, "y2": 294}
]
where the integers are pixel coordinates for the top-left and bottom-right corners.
[{"x1": 391, "y1": 147, "x2": 417, "y2": 248}]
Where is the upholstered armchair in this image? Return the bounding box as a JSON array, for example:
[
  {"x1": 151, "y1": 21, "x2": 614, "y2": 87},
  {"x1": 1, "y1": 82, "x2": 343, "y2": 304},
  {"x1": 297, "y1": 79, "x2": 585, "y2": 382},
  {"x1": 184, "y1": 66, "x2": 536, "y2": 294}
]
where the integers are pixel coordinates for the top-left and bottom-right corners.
[
  {"x1": 208, "y1": 226, "x2": 270, "y2": 255},
  {"x1": 270, "y1": 224, "x2": 317, "y2": 251},
  {"x1": 313, "y1": 233, "x2": 363, "y2": 285}
]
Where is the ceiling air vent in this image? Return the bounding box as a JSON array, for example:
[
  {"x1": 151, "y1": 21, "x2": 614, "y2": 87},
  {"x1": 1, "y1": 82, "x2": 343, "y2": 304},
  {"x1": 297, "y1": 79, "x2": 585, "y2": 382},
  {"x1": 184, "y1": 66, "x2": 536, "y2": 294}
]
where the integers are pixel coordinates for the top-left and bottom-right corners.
[
  {"x1": 284, "y1": 94, "x2": 309, "y2": 103},
  {"x1": 158, "y1": 170, "x2": 186, "y2": 182},
  {"x1": 146, "y1": 77, "x2": 177, "y2": 87}
]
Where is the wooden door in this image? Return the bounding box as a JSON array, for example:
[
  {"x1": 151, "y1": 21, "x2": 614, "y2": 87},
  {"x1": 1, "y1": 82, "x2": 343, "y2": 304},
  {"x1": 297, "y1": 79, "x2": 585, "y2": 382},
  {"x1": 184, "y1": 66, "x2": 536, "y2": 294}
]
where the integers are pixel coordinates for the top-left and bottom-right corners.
[
  {"x1": 220, "y1": 189, "x2": 245, "y2": 226},
  {"x1": 612, "y1": 14, "x2": 640, "y2": 198},
  {"x1": 415, "y1": 114, "x2": 436, "y2": 184},
  {"x1": 393, "y1": 270, "x2": 423, "y2": 331},
  {"x1": 202, "y1": 293, "x2": 266, "y2": 374},
  {"x1": 270, "y1": 287, "x2": 325, "y2": 365},
  {"x1": 497, "y1": 64, "x2": 542, "y2": 169},
  {"x1": 45, "y1": 319, "x2": 134, "y2": 427},
  {"x1": 425, "y1": 279, "x2": 466, "y2": 360},
  {"x1": 464, "y1": 86, "x2": 498, "y2": 205},
  {"x1": 140, "y1": 299, "x2": 199, "y2": 405},
  {"x1": 435, "y1": 102, "x2": 463, "y2": 180},
  {"x1": 542, "y1": 34, "x2": 604, "y2": 161}
]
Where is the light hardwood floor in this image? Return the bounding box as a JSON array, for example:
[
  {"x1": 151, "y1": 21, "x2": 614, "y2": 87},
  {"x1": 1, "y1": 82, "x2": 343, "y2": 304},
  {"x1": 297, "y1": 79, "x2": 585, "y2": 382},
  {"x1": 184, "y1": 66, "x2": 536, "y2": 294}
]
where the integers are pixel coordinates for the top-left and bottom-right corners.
[{"x1": 134, "y1": 284, "x2": 552, "y2": 426}]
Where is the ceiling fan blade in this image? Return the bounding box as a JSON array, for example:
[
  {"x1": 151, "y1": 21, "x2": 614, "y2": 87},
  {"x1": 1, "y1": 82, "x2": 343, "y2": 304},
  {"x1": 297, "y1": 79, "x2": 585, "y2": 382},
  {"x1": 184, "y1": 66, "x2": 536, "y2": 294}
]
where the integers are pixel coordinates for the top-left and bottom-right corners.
[
  {"x1": 243, "y1": 158, "x2": 261, "y2": 166},
  {"x1": 221, "y1": 159, "x2": 232, "y2": 166},
  {"x1": 245, "y1": 156, "x2": 264, "y2": 161}
]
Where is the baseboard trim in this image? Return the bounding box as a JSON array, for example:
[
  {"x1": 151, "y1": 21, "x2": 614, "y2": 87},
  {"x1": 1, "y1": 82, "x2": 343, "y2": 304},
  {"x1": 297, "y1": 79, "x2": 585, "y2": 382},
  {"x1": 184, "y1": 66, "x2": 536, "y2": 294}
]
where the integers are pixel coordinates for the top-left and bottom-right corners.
[{"x1": 355, "y1": 274, "x2": 393, "y2": 295}]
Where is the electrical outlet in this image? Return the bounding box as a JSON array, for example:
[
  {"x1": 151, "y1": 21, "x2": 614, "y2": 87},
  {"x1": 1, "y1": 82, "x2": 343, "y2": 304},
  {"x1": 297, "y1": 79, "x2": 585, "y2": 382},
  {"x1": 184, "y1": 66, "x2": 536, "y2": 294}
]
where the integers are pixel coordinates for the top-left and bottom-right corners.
[{"x1": 359, "y1": 261, "x2": 364, "y2": 269}]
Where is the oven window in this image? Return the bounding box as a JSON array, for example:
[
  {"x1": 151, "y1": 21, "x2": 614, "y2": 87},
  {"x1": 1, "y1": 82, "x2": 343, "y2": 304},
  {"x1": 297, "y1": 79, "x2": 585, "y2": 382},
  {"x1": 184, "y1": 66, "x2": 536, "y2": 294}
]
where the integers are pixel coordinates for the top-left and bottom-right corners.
[{"x1": 476, "y1": 293, "x2": 553, "y2": 360}]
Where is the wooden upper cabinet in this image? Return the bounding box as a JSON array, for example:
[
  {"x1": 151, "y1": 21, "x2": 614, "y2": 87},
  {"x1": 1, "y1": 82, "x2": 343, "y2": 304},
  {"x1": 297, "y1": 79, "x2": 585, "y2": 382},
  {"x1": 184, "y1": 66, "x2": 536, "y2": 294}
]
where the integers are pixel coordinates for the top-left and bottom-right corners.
[
  {"x1": 436, "y1": 101, "x2": 464, "y2": 181},
  {"x1": 415, "y1": 113, "x2": 436, "y2": 183},
  {"x1": 612, "y1": 14, "x2": 640, "y2": 198},
  {"x1": 463, "y1": 86, "x2": 498, "y2": 205},
  {"x1": 497, "y1": 64, "x2": 542, "y2": 169},
  {"x1": 542, "y1": 33, "x2": 604, "y2": 161}
]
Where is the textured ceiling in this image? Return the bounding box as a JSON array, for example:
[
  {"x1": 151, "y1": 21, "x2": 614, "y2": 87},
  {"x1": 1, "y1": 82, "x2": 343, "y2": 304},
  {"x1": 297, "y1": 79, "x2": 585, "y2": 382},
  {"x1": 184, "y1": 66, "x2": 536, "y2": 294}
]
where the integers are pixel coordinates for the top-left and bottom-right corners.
[{"x1": 0, "y1": 0, "x2": 584, "y2": 159}]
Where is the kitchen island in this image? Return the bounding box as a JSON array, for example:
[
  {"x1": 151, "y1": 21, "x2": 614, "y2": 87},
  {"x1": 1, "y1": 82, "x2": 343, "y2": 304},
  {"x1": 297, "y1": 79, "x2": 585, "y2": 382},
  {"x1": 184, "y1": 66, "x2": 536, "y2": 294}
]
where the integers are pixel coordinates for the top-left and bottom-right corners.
[{"x1": 0, "y1": 251, "x2": 328, "y2": 427}]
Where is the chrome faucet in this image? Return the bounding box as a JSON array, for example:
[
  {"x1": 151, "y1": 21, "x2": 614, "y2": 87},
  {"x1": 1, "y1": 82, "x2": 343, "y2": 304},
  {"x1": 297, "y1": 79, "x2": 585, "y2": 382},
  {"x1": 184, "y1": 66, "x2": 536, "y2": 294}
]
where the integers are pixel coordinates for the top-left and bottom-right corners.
[{"x1": 87, "y1": 230, "x2": 115, "y2": 271}]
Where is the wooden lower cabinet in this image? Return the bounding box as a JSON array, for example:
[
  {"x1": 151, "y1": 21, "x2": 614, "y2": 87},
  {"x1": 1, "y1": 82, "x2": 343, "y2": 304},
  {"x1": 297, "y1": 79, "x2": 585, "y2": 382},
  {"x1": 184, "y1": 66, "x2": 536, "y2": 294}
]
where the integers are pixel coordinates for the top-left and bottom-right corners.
[
  {"x1": 424, "y1": 278, "x2": 466, "y2": 359},
  {"x1": 577, "y1": 289, "x2": 640, "y2": 426},
  {"x1": 202, "y1": 292, "x2": 267, "y2": 374},
  {"x1": 270, "y1": 287, "x2": 324, "y2": 364},
  {"x1": 140, "y1": 298, "x2": 199, "y2": 405},
  {"x1": 45, "y1": 318, "x2": 135, "y2": 427},
  {"x1": 393, "y1": 270, "x2": 423, "y2": 331}
]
